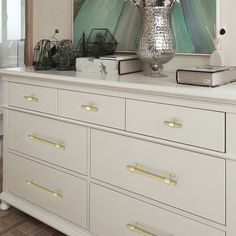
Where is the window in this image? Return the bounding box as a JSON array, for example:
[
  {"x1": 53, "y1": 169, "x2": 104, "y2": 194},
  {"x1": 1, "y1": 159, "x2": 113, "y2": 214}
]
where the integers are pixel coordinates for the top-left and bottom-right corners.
[{"x1": 0, "y1": 0, "x2": 25, "y2": 68}]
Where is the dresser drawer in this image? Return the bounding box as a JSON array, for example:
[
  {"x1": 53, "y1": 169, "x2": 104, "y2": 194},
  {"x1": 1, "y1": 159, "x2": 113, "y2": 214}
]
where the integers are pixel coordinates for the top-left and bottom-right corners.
[
  {"x1": 58, "y1": 90, "x2": 125, "y2": 129},
  {"x1": 91, "y1": 130, "x2": 225, "y2": 224},
  {"x1": 126, "y1": 99, "x2": 225, "y2": 152},
  {"x1": 8, "y1": 82, "x2": 57, "y2": 114},
  {"x1": 90, "y1": 184, "x2": 225, "y2": 236},
  {"x1": 7, "y1": 153, "x2": 87, "y2": 228},
  {"x1": 8, "y1": 110, "x2": 87, "y2": 175}
]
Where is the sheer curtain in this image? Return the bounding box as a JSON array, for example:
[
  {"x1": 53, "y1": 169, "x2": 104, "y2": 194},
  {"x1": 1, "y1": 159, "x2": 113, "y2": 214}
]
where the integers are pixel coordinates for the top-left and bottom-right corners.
[
  {"x1": 0, "y1": 0, "x2": 25, "y2": 69},
  {"x1": 0, "y1": 0, "x2": 25, "y2": 135}
]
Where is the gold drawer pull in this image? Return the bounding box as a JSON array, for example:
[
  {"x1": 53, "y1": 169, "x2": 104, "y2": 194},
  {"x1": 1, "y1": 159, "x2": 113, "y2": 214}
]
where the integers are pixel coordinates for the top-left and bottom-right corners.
[
  {"x1": 26, "y1": 180, "x2": 63, "y2": 198},
  {"x1": 126, "y1": 223, "x2": 158, "y2": 236},
  {"x1": 28, "y1": 134, "x2": 65, "y2": 150},
  {"x1": 163, "y1": 119, "x2": 182, "y2": 128},
  {"x1": 81, "y1": 103, "x2": 98, "y2": 112},
  {"x1": 24, "y1": 95, "x2": 39, "y2": 102},
  {"x1": 126, "y1": 164, "x2": 177, "y2": 186}
]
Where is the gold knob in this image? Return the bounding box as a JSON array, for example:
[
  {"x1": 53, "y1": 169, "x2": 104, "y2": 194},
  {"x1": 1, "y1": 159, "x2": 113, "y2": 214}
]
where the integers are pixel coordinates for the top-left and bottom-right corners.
[
  {"x1": 81, "y1": 103, "x2": 98, "y2": 112},
  {"x1": 24, "y1": 95, "x2": 39, "y2": 102},
  {"x1": 163, "y1": 118, "x2": 182, "y2": 128}
]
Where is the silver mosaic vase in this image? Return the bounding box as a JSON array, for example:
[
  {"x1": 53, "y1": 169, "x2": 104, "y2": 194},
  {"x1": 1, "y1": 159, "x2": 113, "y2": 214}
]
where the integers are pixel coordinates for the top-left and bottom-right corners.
[{"x1": 137, "y1": 6, "x2": 175, "y2": 77}]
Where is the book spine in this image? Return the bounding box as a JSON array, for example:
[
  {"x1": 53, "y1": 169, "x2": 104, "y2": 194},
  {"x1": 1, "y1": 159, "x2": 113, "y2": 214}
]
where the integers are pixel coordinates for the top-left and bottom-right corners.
[
  {"x1": 176, "y1": 70, "x2": 180, "y2": 84},
  {"x1": 118, "y1": 59, "x2": 142, "y2": 75}
]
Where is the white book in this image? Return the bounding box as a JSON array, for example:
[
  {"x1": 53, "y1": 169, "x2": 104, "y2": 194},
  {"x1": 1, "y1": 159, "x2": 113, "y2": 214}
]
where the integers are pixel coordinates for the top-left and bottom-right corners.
[
  {"x1": 76, "y1": 56, "x2": 142, "y2": 75},
  {"x1": 176, "y1": 66, "x2": 236, "y2": 87}
]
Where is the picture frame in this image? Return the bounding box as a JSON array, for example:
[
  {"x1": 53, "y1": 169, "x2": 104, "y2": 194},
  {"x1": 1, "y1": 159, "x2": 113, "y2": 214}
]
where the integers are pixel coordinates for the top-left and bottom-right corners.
[{"x1": 73, "y1": 0, "x2": 220, "y2": 55}]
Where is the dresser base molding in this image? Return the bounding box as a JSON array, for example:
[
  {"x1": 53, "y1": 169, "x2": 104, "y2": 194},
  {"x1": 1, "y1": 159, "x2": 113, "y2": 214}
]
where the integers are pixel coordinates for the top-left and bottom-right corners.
[{"x1": 0, "y1": 192, "x2": 91, "y2": 236}]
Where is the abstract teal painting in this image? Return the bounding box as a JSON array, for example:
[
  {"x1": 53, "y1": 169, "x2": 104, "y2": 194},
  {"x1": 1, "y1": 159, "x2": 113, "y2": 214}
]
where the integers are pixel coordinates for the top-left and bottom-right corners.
[{"x1": 73, "y1": 0, "x2": 217, "y2": 54}]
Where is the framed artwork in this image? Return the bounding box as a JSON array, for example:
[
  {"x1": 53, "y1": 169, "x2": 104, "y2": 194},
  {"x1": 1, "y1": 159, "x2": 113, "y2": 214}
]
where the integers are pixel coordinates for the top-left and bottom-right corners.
[{"x1": 73, "y1": 0, "x2": 218, "y2": 54}]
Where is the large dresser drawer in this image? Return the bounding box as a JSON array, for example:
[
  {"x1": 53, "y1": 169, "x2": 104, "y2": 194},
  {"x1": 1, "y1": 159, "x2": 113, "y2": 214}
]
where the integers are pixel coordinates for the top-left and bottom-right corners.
[
  {"x1": 126, "y1": 99, "x2": 225, "y2": 152},
  {"x1": 8, "y1": 82, "x2": 57, "y2": 114},
  {"x1": 8, "y1": 110, "x2": 87, "y2": 175},
  {"x1": 7, "y1": 153, "x2": 87, "y2": 228},
  {"x1": 90, "y1": 184, "x2": 225, "y2": 236},
  {"x1": 91, "y1": 130, "x2": 225, "y2": 224},
  {"x1": 58, "y1": 89, "x2": 125, "y2": 129}
]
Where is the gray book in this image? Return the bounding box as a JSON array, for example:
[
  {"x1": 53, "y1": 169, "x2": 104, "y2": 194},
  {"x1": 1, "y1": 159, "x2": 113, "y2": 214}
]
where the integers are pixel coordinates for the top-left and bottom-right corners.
[{"x1": 176, "y1": 66, "x2": 236, "y2": 87}]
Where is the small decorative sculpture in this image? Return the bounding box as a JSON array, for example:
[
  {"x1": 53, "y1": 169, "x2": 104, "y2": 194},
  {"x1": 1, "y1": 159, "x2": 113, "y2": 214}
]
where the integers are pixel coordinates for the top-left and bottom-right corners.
[
  {"x1": 130, "y1": 0, "x2": 179, "y2": 77},
  {"x1": 52, "y1": 40, "x2": 75, "y2": 71},
  {"x1": 87, "y1": 28, "x2": 117, "y2": 58},
  {"x1": 206, "y1": 26, "x2": 226, "y2": 67},
  {"x1": 33, "y1": 40, "x2": 54, "y2": 70},
  {"x1": 75, "y1": 32, "x2": 88, "y2": 58},
  {"x1": 33, "y1": 30, "x2": 76, "y2": 71}
]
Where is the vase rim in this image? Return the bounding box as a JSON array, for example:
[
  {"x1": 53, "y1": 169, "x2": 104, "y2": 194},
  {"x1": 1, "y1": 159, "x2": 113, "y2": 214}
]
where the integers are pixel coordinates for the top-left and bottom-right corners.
[{"x1": 143, "y1": 6, "x2": 172, "y2": 9}]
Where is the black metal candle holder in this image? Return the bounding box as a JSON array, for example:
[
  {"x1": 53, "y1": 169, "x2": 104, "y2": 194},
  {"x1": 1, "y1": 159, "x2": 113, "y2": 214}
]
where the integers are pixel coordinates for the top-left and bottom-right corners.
[{"x1": 87, "y1": 28, "x2": 117, "y2": 58}]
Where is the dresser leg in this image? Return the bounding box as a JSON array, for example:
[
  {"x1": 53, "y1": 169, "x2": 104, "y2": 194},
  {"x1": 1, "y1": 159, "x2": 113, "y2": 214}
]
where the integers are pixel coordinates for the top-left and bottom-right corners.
[{"x1": 0, "y1": 201, "x2": 10, "y2": 210}]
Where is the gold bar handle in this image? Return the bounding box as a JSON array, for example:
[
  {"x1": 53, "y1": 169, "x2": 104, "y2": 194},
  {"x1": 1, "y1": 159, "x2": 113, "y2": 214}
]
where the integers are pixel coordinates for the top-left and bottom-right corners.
[
  {"x1": 126, "y1": 164, "x2": 177, "y2": 186},
  {"x1": 163, "y1": 119, "x2": 182, "y2": 128},
  {"x1": 126, "y1": 223, "x2": 158, "y2": 236},
  {"x1": 81, "y1": 103, "x2": 98, "y2": 112},
  {"x1": 26, "y1": 180, "x2": 63, "y2": 198},
  {"x1": 24, "y1": 95, "x2": 39, "y2": 102},
  {"x1": 28, "y1": 134, "x2": 65, "y2": 150}
]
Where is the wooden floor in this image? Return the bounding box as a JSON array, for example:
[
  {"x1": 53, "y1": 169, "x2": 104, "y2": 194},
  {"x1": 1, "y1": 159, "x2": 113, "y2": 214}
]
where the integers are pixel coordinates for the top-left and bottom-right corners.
[{"x1": 0, "y1": 156, "x2": 66, "y2": 236}]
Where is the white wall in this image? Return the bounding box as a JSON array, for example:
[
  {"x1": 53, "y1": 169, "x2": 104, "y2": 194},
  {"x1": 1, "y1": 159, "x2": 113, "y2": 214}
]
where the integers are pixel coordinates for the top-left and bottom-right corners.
[
  {"x1": 33, "y1": 0, "x2": 72, "y2": 47},
  {"x1": 220, "y1": 0, "x2": 236, "y2": 66}
]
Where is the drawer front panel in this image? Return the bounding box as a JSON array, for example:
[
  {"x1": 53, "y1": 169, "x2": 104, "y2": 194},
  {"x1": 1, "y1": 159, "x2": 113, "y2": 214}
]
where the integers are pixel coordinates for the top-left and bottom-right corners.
[
  {"x1": 7, "y1": 153, "x2": 87, "y2": 228},
  {"x1": 8, "y1": 82, "x2": 57, "y2": 114},
  {"x1": 8, "y1": 110, "x2": 87, "y2": 174},
  {"x1": 91, "y1": 130, "x2": 225, "y2": 224},
  {"x1": 126, "y1": 99, "x2": 225, "y2": 152},
  {"x1": 58, "y1": 89, "x2": 125, "y2": 129},
  {"x1": 90, "y1": 184, "x2": 225, "y2": 236}
]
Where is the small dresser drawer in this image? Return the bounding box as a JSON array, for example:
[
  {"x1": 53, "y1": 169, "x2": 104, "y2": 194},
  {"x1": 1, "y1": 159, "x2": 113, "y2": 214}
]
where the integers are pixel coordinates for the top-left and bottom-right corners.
[
  {"x1": 8, "y1": 82, "x2": 57, "y2": 114},
  {"x1": 7, "y1": 153, "x2": 87, "y2": 228},
  {"x1": 90, "y1": 184, "x2": 225, "y2": 236},
  {"x1": 91, "y1": 130, "x2": 225, "y2": 224},
  {"x1": 126, "y1": 99, "x2": 225, "y2": 152},
  {"x1": 58, "y1": 89, "x2": 125, "y2": 129},
  {"x1": 8, "y1": 110, "x2": 87, "y2": 175}
]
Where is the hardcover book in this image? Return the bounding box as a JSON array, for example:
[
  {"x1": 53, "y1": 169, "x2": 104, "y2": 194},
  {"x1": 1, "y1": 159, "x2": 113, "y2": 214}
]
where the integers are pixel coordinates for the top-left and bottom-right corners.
[
  {"x1": 176, "y1": 66, "x2": 236, "y2": 87},
  {"x1": 76, "y1": 55, "x2": 142, "y2": 75}
]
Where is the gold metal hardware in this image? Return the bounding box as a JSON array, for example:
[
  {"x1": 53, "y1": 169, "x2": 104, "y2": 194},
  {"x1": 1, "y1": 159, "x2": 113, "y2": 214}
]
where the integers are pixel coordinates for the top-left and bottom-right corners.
[
  {"x1": 26, "y1": 180, "x2": 63, "y2": 198},
  {"x1": 81, "y1": 103, "x2": 98, "y2": 112},
  {"x1": 126, "y1": 164, "x2": 177, "y2": 186},
  {"x1": 24, "y1": 95, "x2": 39, "y2": 102},
  {"x1": 163, "y1": 118, "x2": 182, "y2": 128},
  {"x1": 27, "y1": 134, "x2": 65, "y2": 150},
  {"x1": 126, "y1": 223, "x2": 158, "y2": 236}
]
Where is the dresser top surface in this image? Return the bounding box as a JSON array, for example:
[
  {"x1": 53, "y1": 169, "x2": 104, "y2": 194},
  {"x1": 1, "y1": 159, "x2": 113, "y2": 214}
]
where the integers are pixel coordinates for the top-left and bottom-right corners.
[{"x1": 1, "y1": 67, "x2": 236, "y2": 103}]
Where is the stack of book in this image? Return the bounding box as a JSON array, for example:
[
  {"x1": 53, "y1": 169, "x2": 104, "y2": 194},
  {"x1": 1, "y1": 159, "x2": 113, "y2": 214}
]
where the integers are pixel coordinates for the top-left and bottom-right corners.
[{"x1": 176, "y1": 66, "x2": 236, "y2": 87}]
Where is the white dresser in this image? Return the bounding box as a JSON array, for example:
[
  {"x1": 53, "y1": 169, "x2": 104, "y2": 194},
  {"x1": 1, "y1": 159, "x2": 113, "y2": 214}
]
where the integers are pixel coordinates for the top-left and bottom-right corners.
[{"x1": 1, "y1": 68, "x2": 236, "y2": 236}]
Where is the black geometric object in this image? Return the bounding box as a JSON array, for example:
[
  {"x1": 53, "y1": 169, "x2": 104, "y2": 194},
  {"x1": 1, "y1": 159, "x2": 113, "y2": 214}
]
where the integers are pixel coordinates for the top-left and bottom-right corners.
[
  {"x1": 87, "y1": 28, "x2": 117, "y2": 58},
  {"x1": 52, "y1": 40, "x2": 75, "y2": 71},
  {"x1": 33, "y1": 40, "x2": 54, "y2": 70},
  {"x1": 74, "y1": 32, "x2": 88, "y2": 58}
]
